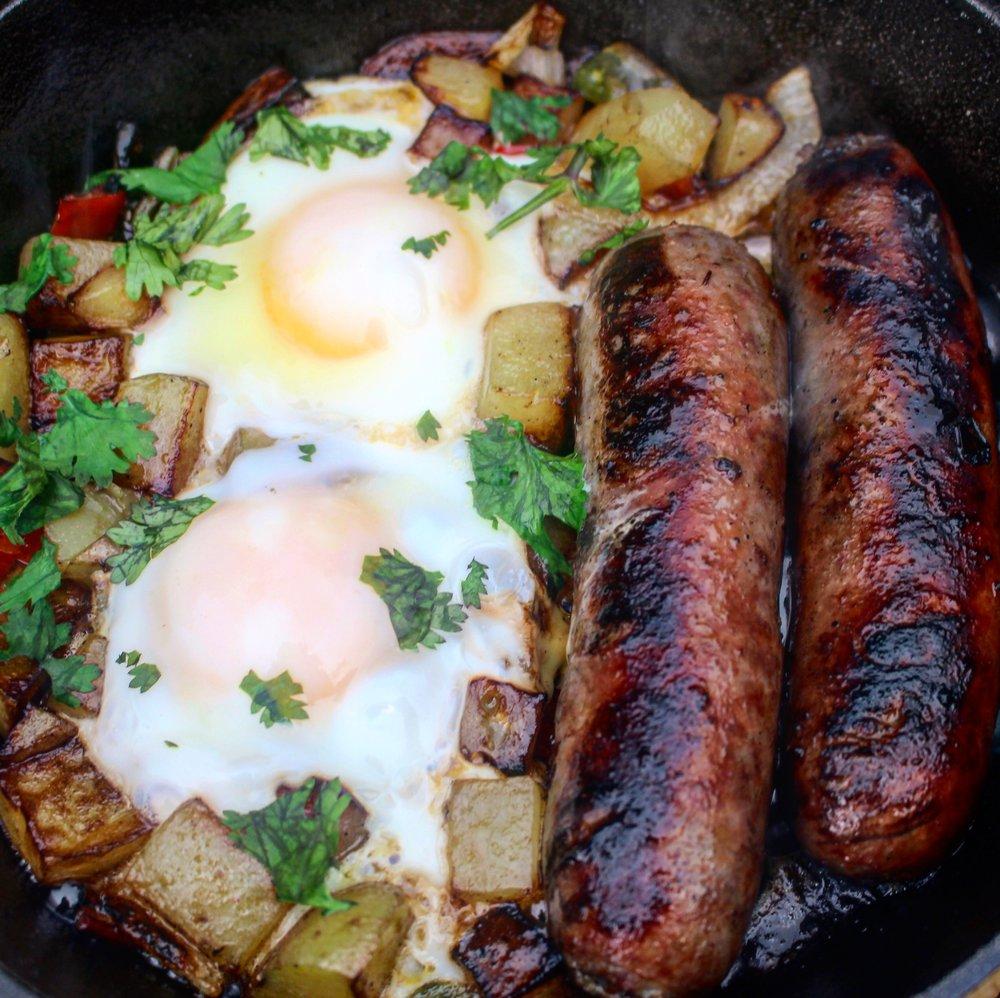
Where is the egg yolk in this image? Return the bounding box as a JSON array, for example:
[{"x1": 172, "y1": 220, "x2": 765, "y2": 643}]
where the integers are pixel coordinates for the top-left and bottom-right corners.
[
  {"x1": 152, "y1": 485, "x2": 400, "y2": 705},
  {"x1": 261, "y1": 180, "x2": 482, "y2": 360}
]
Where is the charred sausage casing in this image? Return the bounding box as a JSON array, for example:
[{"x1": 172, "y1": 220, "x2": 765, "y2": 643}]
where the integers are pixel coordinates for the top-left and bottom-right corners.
[
  {"x1": 774, "y1": 135, "x2": 1000, "y2": 878},
  {"x1": 545, "y1": 226, "x2": 788, "y2": 996}
]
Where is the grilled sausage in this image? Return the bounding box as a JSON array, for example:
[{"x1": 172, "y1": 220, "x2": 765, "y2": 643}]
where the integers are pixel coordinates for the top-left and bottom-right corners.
[
  {"x1": 545, "y1": 226, "x2": 788, "y2": 996},
  {"x1": 774, "y1": 135, "x2": 1000, "y2": 878}
]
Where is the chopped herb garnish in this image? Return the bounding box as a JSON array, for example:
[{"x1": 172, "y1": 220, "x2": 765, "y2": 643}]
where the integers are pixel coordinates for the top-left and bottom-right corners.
[
  {"x1": 578, "y1": 217, "x2": 650, "y2": 264},
  {"x1": 164, "y1": 740, "x2": 179, "y2": 748},
  {"x1": 416, "y1": 410, "x2": 441, "y2": 442},
  {"x1": 461, "y1": 559, "x2": 489, "y2": 609},
  {"x1": 0, "y1": 235, "x2": 77, "y2": 316},
  {"x1": 408, "y1": 135, "x2": 641, "y2": 238},
  {"x1": 222, "y1": 777, "x2": 354, "y2": 913},
  {"x1": 117, "y1": 649, "x2": 161, "y2": 693},
  {"x1": 360, "y1": 548, "x2": 466, "y2": 651},
  {"x1": 0, "y1": 537, "x2": 62, "y2": 614},
  {"x1": 88, "y1": 123, "x2": 244, "y2": 204},
  {"x1": 240, "y1": 669, "x2": 309, "y2": 728},
  {"x1": 132, "y1": 332, "x2": 146, "y2": 346},
  {"x1": 107, "y1": 495, "x2": 215, "y2": 585},
  {"x1": 44, "y1": 656, "x2": 100, "y2": 709},
  {"x1": 490, "y1": 89, "x2": 571, "y2": 145},
  {"x1": 298, "y1": 443, "x2": 316, "y2": 462},
  {"x1": 401, "y1": 230, "x2": 450, "y2": 258},
  {"x1": 467, "y1": 416, "x2": 586, "y2": 580},
  {"x1": 250, "y1": 107, "x2": 390, "y2": 168}
]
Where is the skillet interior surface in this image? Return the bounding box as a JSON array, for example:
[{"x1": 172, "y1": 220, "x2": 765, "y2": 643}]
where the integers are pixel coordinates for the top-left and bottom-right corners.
[{"x1": 0, "y1": 0, "x2": 999, "y2": 995}]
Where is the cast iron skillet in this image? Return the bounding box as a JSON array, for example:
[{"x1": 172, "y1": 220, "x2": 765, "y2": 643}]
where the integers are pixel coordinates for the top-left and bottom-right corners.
[{"x1": 0, "y1": 0, "x2": 999, "y2": 995}]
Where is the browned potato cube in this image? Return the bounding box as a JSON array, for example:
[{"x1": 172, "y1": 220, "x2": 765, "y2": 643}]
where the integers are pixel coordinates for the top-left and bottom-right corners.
[
  {"x1": 478, "y1": 303, "x2": 574, "y2": 453},
  {"x1": 113, "y1": 798, "x2": 289, "y2": 971},
  {"x1": 460, "y1": 678, "x2": 549, "y2": 776},
  {"x1": 453, "y1": 903, "x2": 563, "y2": 998},
  {"x1": 410, "y1": 105, "x2": 491, "y2": 160},
  {"x1": 0, "y1": 315, "x2": 29, "y2": 461},
  {"x1": 0, "y1": 660, "x2": 48, "y2": 737},
  {"x1": 46, "y1": 484, "x2": 135, "y2": 568},
  {"x1": 258, "y1": 883, "x2": 413, "y2": 997},
  {"x1": 115, "y1": 374, "x2": 208, "y2": 496},
  {"x1": 29, "y1": 332, "x2": 130, "y2": 429},
  {"x1": 0, "y1": 704, "x2": 74, "y2": 764},
  {"x1": 486, "y1": 3, "x2": 565, "y2": 74},
  {"x1": 446, "y1": 777, "x2": 543, "y2": 901},
  {"x1": 707, "y1": 94, "x2": 784, "y2": 182},
  {"x1": 0, "y1": 725, "x2": 150, "y2": 883},
  {"x1": 412, "y1": 54, "x2": 503, "y2": 122},
  {"x1": 20, "y1": 236, "x2": 150, "y2": 333},
  {"x1": 572, "y1": 87, "x2": 718, "y2": 193}
]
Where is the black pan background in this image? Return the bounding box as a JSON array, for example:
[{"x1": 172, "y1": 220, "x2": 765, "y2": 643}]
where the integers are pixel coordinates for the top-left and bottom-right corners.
[{"x1": 0, "y1": 0, "x2": 999, "y2": 995}]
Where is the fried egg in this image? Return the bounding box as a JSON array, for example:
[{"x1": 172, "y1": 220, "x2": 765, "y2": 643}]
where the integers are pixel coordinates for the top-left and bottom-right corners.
[{"x1": 131, "y1": 77, "x2": 564, "y2": 451}]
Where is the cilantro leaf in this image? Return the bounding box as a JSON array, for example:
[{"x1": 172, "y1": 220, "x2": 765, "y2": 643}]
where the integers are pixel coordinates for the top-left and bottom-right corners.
[
  {"x1": 222, "y1": 777, "x2": 354, "y2": 913},
  {"x1": 250, "y1": 107, "x2": 390, "y2": 169},
  {"x1": 117, "y1": 649, "x2": 161, "y2": 693},
  {"x1": 461, "y1": 559, "x2": 489, "y2": 609},
  {"x1": 0, "y1": 537, "x2": 62, "y2": 614},
  {"x1": 407, "y1": 142, "x2": 519, "y2": 211},
  {"x1": 578, "y1": 218, "x2": 650, "y2": 264},
  {"x1": 0, "y1": 603, "x2": 69, "y2": 661},
  {"x1": 360, "y1": 548, "x2": 466, "y2": 651},
  {"x1": 89, "y1": 124, "x2": 243, "y2": 204},
  {"x1": 490, "y1": 89, "x2": 570, "y2": 145},
  {"x1": 401, "y1": 230, "x2": 450, "y2": 259},
  {"x1": 0, "y1": 235, "x2": 78, "y2": 315},
  {"x1": 298, "y1": 443, "x2": 316, "y2": 463},
  {"x1": 43, "y1": 655, "x2": 100, "y2": 709},
  {"x1": 39, "y1": 385, "x2": 155, "y2": 489},
  {"x1": 107, "y1": 495, "x2": 215, "y2": 585},
  {"x1": 240, "y1": 669, "x2": 309, "y2": 727},
  {"x1": 416, "y1": 410, "x2": 441, "y2": 442},
  {"x1": 578, "y1": 137, "x2": 643, "y2": 214},
  {"x1": 113, "y1": 239, "x2": 180, "y2": 300},
  {"x1": 467, "y1": 416, "x2": 586, "y2": 579}
]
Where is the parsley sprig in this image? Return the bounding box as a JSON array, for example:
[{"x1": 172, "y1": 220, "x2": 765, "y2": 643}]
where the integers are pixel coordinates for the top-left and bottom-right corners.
[
  {"x1": 402, "y1": 231, "x2": 450, "y2": 259},
  {"x1": 0, "y1": 373, "x2": 155, "y2": 544},
  {"x1": 89, "y1": 123, "x2": 243, "y2": 204},
  {"x1": 467, "y1": 417, "x2": 586, "y2": 580},
  {"x1": 106, "y1": 495, "x2": 214, "y2": 585},
  {"x1": 408, "y1": 134, "x2": 641, "y2": 238},
  {"x1": 250, "y1": 106, "x2": 390, "y2": 168},
  {"x1": 0, "y1": 538, "x2": 97, "y2": 707},
  {"x1": 240, "y1": 669, "x2": 309, "y2": 727},
  {"x1": 360, "y1": 548, "x2": 466, "y2": 651},
  {"x1": 0, "y1": 235, "x2": 77, "y2": 315},
  {"x1": 117, "y1": 649, "x2": 161, "y2": 692},
  {"x1": 223, "y1": 777, "x2": 354, "y2": 913},
  {"x1": 490, "y1": 89, "x2": 571, "y2": 145},
  {"x1": 461, "y1": 559, "x2": 489, "y2": 609},
  {"x1": 579, "y1": 218, "x2": 650, "y2": 264},
  {"x1": 416, "y1": 410, "x2": 441, "y2": 442}
]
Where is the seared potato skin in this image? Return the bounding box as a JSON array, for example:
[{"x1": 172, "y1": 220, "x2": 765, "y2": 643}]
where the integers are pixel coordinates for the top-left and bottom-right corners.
[
  {"x1": 29, "y1": 332, "x2": 131, "y2": 429},
  {"x1": 478, "y1": 302, "x2": 575, "y2": 454},
  {"x1": 0, "y1": 711, "x2": 151, "y2": 883},
  {"x1": 707, "y1": 94, "x2": 784, "y2": 182},
  {"x1": 115, "y1": 374, "x2": 208, "y2": 496},
  {"x1": 257, "y1": 883, "x2": 413, "y2": 998},
  {"x1": 446, "y1": 776, "x2": 544, "y2": 902},
  {"x1": 0, "y1": 315, "x2": 29, "y2": 461}
]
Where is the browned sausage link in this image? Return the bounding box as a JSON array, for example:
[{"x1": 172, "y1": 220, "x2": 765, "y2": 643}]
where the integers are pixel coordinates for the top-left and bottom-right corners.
[
  {"x1": 774, "y1": 135, "x2": 1000, "y2": 878},
  {"x1": 546, "y1": 226, "x2": 788, "y2": 996}
]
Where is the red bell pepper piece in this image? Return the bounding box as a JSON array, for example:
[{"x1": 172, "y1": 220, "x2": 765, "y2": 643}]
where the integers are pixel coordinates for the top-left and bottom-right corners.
[
  {"x1": 51, "y1": 190, "x2": 126, "y2": 240},
  {"x1": 0, "y1": 528, "x2": 42, "y2": 584}
]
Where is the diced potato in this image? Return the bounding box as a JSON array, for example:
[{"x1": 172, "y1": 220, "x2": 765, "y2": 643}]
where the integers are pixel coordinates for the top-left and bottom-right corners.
[
  {"x1": 45, "y1": 484, "x2": 135, "y2": 567},
  {"x1": 707, "y1": 94, "x2": 784, "y2": 182},
  {"x1": 0, "y1": 724, "x2": 150, "y2": 883},
  {"x1": 572, "y1": 41, "x2": 675, "y2": 103},
  {"x1": 446, "y1": 777, "x2": 543, "y2": 901},
  {"x1": 478, "y1": 303, "x2": 574, "y2": 453},
  {"x1": 20, "y1": 236, "x2": 151, "y2": 333},
  {"x1": 115, "y1": 374, "x2": 208, "y2": 496},
  {"x1": 410, "y1": 105, "x2": 491, "y2": 160},
  {"x1": 217, "y1": 426, "x2": 277, "y2": 475},
  {"x1": 258, "y1": 883, "x2": 413, "y2": 998},
  {"x1": 454, "y1": 903, "x2": 563, "y2": 998},
  {"x1": 460, "y1": 678, "x2": 549, "y2": 776},
  {"x1": 572, "y1": 87, "x2": 718, "y2": 194},
  {"x1": 29, "y1": 332, "x2": 130, "y2": 429},
  {"x1": 0, "y1": 315, "x2": 29, "y2": 461},
  {"x1": 412, "y1": 54, "x2": 503, "y2": 122},
  {"x1": 48, "y1": 572, "x2": 109, "y2": 718},
  {"x1": 0, "y1": 660, "x2": 48, "y2": 737},
  {"x1": 486, "y1": 3, "x2": 565, "y2": 74},
  {"x1": 113, "y1": 799, "x2": 289, "y2": 971},
  {"x1": 0, "y1": 704, "x2": 74, "y2": 765}
]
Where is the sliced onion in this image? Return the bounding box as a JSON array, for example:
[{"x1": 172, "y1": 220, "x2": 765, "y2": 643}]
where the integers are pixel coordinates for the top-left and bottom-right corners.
[{"x1": 511, "y1": 45, "x2": 566, "y2": 87}]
